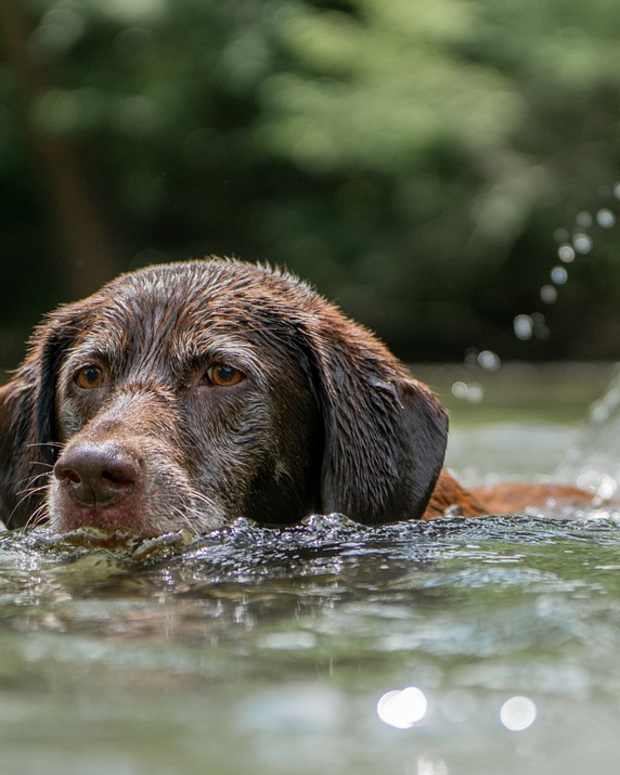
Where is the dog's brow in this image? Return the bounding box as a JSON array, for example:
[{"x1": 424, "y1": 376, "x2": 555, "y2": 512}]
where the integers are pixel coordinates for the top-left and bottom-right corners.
[
  {"x1": 171, "y1": 335, "x2": 265, "y2": 381},
  {"x1": 66, "y1": 343, "x2": 118, "y2": 366}
]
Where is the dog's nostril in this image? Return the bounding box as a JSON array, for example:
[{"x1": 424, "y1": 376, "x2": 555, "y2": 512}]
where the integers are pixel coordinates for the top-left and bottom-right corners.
[
  {"x1": 101, "y1": 464, "x2": 136, "y2": 487},
  {"x1": 54, "y1": 465, "x2": 81, "y2": 484},
  {"x1": 54, "y1": 442, "x2": 141, "y2": 507}
]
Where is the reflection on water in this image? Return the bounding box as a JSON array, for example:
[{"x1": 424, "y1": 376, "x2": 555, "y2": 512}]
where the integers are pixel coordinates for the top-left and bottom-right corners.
[
  {"x1": 377, "y1": 686, "x2": 428, "y2": 729},
  {"x1": 1, "y1": 506, "x2": 620, "y2": 775},
  {"x1": 500, "y1": 696, "x2": 537, "y2": 732},
  {"x1": 0, "y1": 367, "x2": 620, "y2": 774}
]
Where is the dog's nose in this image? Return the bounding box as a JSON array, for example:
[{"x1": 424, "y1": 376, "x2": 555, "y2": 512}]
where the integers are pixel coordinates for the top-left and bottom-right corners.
[{"x1": 54, "y1": 442, "x2": 140, "y2": 507}]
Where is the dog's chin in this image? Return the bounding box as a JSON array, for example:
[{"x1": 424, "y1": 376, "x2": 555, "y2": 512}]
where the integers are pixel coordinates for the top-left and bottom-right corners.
[
  {"x1": 48, "y1": 487, "x2": 168, "y2": 537},
  {"x1": 48, "y1": 484, "x2": 227, "y2": 538}
]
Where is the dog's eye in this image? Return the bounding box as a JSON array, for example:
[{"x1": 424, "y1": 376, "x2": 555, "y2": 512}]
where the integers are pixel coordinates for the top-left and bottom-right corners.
[
  {"x1": 206, "y1": 364, "x2": 245, "y2": 387},
  {"x1": 74, "y1": 365, "x2": 105, "y2": 389}
]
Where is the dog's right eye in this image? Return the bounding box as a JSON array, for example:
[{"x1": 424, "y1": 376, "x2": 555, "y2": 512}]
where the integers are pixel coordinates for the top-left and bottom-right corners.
[{"x1": 74, "y1": 365, "x2": 105, "y2": 390}]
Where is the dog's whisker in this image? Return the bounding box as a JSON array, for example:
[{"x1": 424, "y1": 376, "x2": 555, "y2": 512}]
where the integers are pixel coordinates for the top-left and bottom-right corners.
[{"x1": 15, "y1": 472, "x2": 52, "y2": 495}]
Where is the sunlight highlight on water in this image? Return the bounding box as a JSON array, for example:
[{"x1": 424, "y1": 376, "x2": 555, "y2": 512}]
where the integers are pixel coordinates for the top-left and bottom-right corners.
[
  {"x1": 376, "y1": 687, "x2": 428, "y2": 729},
  {"x1": 499, "y1": 696, "x2": 537, "y2": 732}
]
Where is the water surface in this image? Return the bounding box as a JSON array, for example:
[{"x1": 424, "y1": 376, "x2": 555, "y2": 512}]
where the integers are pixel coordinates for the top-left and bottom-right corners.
[{"x1": 1, "y1": 364, "x2": 618, "y2": 775}]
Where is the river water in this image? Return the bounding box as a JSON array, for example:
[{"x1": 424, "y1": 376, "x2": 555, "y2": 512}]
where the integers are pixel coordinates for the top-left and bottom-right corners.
[{"x1": 0, "y1": 363, "x2": 618, "y2": 775}]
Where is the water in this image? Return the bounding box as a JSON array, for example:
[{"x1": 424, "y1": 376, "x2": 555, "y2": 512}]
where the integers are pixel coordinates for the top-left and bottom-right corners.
[{"x1": 1, "y1": 363, "x2": 619, "y2": 775}]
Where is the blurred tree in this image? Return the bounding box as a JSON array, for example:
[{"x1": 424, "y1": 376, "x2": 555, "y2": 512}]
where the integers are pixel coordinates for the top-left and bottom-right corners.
[
  {"x1": 0, "y1": 0, "x2": 619, "y2": 368},
  {"x1": 0, "y1": 0, "x2": 119, "y2": 297}
]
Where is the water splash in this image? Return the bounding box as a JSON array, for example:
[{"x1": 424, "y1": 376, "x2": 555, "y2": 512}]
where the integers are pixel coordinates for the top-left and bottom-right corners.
[
  {"x1": 453, "y1": 182, "x2": 619, "y2": 404},
  {"x1": 556, "y1": 364, "x2": 620, "y2": 499}
]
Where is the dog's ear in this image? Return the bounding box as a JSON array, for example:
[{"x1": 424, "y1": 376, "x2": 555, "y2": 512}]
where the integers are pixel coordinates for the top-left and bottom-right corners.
[
  {"x1": 0, "y1": 303, "x2": 87, "y2": 527},
  {"x1": 303, "y1": 321, "x2": 448, "y2": 524},
  {"x1": 0, "y1": 377, "x2": 37, "y2": 527}
]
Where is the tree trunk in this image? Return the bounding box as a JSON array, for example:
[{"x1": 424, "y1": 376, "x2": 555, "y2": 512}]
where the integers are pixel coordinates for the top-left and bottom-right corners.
[{"x1": 0, "y1": 0, "x2": 120, "y2": 298}]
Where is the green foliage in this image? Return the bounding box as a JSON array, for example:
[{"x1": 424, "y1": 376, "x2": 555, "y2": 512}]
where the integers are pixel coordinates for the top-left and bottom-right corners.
[{"x1": 1, "y1": 0, "x2": 620, "y2": 365}]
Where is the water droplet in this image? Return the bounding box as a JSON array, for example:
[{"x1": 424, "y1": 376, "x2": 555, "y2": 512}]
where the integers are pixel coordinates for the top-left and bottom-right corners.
[
  {"x1": 451, "y1": 381, "x2": 469, "y2": 400},
  {"x1": 514, "y1": 314, "x2": 533, "y2": 340},
  {"x1": 500, "y1": 696, "x2": 537, "y2": 732},
  {"x1": 614, "y1": 182, "x2": 620, "y2": 200},
  {"x1": 596, "y1": 208, "x2": 616, "y2": 228},
  {"x1": 576, "y1": 211, "x2": 593, "y2": 228},
  {"x1": 550, "y1": 266, "x2": 568, "y2": 285},
  {"x1": 573, "y1": 233, "x2": 592, "y2": 254},
  {"x1": 477, "y1": 350, "x2": 501, "y2": 371},
  {"x1": 451, "y1": 381, "x2": 484, "y2": 403},
  {"x1": 540, "y1": 285, "x2": 557, "y2": 303},
  {"x1": 558, "y1": 244, "x2": 575, "y2": 262}
]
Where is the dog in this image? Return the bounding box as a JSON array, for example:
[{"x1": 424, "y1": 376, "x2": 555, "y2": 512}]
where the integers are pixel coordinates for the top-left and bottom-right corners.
[{"x1": 0, "y1": 259, "x2": 591, "y2": 536}]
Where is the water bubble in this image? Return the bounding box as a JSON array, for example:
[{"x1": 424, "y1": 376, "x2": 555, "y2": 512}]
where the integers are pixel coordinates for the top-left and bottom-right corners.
[
  {"x1": 553, "y1": 228, "x2": 569, "y2": 243},
  {"x1": 550, "y1": 266, "x2": 568, "y2": 285},
  {"x1": 558, "y1": 244, "x2": 575, "y2": 263},
  {"x1": 477, "y1": 350, "x2": 501, "y2": 371},
  {"x1": 614, "y1": 182, "x2": 620, "y2": 200},
  {"x1": 377, "y1": 687, "x2": 428, "y2": 729},
  {"x1": 576, "y1": 211, "x2": 592, "y2": 228},
  {"x1": 540, "y1": 285, "x2": 557, "y2": 304},
  {"x1": 513, "y1": 314, "x2": 533, "y2": 340},
  {"x1": 573, "y1": 233, "x2": 593, "y2": 254},
  {"x1": 500, "y1": 696, "x2": 537, "y2": 732},
  {"x1": 596, "y1": 208, "x2": 616, "y2": 228}
]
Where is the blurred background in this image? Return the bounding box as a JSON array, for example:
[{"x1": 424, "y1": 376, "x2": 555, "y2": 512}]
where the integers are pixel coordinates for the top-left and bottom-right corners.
[{"x1": 2, "y1": 0, "x2": 620, "y2": 373}]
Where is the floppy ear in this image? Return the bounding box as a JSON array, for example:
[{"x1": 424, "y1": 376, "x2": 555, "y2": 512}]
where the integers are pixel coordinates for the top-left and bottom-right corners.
[
  {"x1": 304, "y1": 323, "x2": 448, "y2": 524},
  {"x1": 0, "y1": 377, "x2": 37, "y2": 527},
  {"x1": 0, "y1": 304, "x2": 86, "y2": 528}
]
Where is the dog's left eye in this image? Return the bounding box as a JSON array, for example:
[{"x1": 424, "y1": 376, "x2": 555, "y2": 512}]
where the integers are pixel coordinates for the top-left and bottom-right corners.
[
  {"x1": 206, "y1": 364, "x2": 245, "y2": 387},
  {"x1": 74, "y1": 365, "x2": 105, "y2": 389}
]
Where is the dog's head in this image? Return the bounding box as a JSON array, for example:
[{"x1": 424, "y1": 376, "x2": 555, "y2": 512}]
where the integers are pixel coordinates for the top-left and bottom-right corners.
[{"x1": 0, "y1": 260, "x2": 448, "y2": 535}]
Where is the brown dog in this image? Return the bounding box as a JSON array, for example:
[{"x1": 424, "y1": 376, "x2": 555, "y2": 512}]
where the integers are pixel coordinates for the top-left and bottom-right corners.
[{"x1": 0, "y1": 259, "x2": 591, "y2": 535}]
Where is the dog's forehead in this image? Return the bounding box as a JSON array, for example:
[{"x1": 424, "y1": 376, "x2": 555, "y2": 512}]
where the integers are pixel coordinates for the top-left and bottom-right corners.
[
  {"x1": 104, "y1": 264, "x2": 295, "y2": 333},
  {"x1": 82, "y1": 262, "x2": 313, "y2": 368}
]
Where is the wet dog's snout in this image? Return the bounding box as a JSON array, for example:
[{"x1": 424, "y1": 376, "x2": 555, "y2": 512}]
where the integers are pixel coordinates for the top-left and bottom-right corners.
[{"x1": 54, "y1": 442, "x2": 141, "y2": 508}]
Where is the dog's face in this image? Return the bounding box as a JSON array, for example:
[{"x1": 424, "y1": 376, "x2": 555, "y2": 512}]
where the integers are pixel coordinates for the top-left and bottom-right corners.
[{"x1": 0, "y1": 260, "x2": 448, "y2": 535}]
